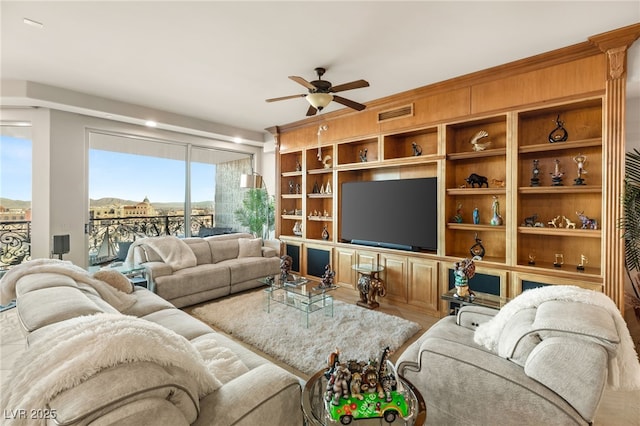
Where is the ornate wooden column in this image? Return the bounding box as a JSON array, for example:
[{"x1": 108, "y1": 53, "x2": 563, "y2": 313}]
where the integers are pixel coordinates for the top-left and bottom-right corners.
[
  {"x1": 265, "y1": 126, "x2": 282, "y2": 238},
  {"x1": 590, "y1": 24, "x2": 640, "y2": 310}
]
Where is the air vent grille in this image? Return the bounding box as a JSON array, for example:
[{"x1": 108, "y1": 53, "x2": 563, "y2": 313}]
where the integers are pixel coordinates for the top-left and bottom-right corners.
[{"x1": 377, "y1": 104, "x2": 414, "y2": 122}]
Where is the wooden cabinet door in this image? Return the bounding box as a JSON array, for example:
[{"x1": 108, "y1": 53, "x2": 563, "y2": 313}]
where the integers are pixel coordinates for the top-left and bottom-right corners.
[
  {"x1": 380, "y1": 253, "x2": 408, "y2": 303},
  {"x1": 335, "y1": 247, "x2": 356, "y2": 289},
  {"x1": 408, "y1": 258, "x2": 439, "y2": 314}
]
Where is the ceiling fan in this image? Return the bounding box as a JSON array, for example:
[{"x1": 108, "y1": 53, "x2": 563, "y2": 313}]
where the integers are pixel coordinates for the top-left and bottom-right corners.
[{"x1": 266, "y1": 67, "x2": 369, "y2": 116}]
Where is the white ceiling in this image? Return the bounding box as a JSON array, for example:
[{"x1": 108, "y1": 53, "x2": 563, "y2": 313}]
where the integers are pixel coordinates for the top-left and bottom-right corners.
[{"x1": 1, "y1": 1, "x2": 639, "y2": 143}]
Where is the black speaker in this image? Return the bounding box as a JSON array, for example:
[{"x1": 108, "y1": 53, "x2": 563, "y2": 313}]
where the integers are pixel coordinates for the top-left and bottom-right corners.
[{"x1": 52, "y1": 234, "x2": 70, "y2": 257}]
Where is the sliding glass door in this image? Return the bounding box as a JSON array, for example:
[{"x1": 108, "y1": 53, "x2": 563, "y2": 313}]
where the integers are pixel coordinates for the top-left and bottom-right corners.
[{"x1": 88, "y1": 131, "x2": 251, "y2": 265}]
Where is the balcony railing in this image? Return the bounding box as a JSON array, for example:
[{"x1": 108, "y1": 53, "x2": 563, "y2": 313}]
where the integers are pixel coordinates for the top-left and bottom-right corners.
[
  {"x1": 88, "y1": 214, "x2": 214, "y2": 265},
  {"x1": 0, "y1": 214, "x2": 215, "y2": 269},
  {"x1": 0, "y1": 221, "x2": 31, "y2": 270}
]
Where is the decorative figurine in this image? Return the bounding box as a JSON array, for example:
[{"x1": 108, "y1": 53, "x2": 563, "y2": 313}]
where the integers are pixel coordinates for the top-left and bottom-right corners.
[
  {"x1": 280, "y1": 255, "x2": 294, "y2": 282},
  {"x1": 295, "y1": 183, "x2": 301, "y2": 194},
  {"x1": 411, "y1": 142, "x2": 422, "y2": 156},
  {"x1": 465, "y1": 173, "x2": 489, "y2": 188},
  {"x1": 295, "y1": 159, "x2": 302, "y2": 172},
  {"x1": 576, "y1": 211, "x2": 598, "y2": 230},
  {"x1": 528, "y1": 252, "x2": 536, "y2": 265},
  {"x1": 530, "y1": 159, "x2": 541, "y2": 187},
  {"x1": 490, "y1": 196, "x2": 503, "y2": 226},
  {"x1": 470, "y1": 233, "x2": 485, "y2": 260},
  {"x1": 563, "y1": 216, "x2": 576, "y2": 229},
  {"x1": 359, "y1": 149, "x2": 368, "y2": 162},
  {"x1": 473, "y1": 207, "x2": 480, "y2": 224},
  {"x1": 523, "y1": 213, "x2": 538, "y2": 227},
  {"x1": 573, "y1": 153, "x2": 587, "y2": 185},
  {"x1": 452, "y1": 258, "x2": 476, "y2": 300},
  {"x1": 470, "y1": 130, "x2": 492, "y2": 152},
  {"x1": 577, "y1": 255, "x2": 588, "y2": 271},
  {"x1": 554, "y1": 253, "x2": 564, "y2": 267},
  {"x1": 550, "y1": 159, "x2": 564, "y2": 186},
  {"x1": 491, "y1": 178, "x2": 506, "y2": 188},
  {"x1": 318, "y1": 264, "x2": 335, "y2": 289},
  {"x1": 548, "y1": 215, "x2": 561, "y2": 228},
  {"x1": 325, "y1": 362, "x2": 352, "y2": 406},
  {"x1": 292, "y1": 221, "x2": 302, "y2": 236},
  {"x1": 321, "y1": 225, "x2": 330, "y2": 240},
  {"x1": 548, "y1": 114, "x2": 568, "y2": 143},
  {"x1": 288, "y1": 180, "x2": 295, "y2": 194},
  {"x1": 320, "y1": 183, "x2": 325, "y2": 194},
  {"x1": 312, "y1": 180, "x2": 321, "y2": 194},
  {"x1": 452, "y1": 203, "x2": 464, "y2": 223},
  {"x1": 322, "y1": 155, "x2": 333, "y2": 169},
  {"x1": 325, "y1": 181, "x2": 332, "y2": 194}
]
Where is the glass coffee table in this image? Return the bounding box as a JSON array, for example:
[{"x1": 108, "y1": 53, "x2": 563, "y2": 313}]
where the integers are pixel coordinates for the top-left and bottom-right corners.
[
  {"x1": 302, "y1": 368, "x2": 426, "y2": 425},
  {"x1": 260, "y1": 276, "x2": 336, "y2": 328}
]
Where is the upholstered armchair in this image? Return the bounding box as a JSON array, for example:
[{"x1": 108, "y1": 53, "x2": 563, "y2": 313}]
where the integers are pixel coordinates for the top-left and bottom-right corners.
[{"x1": 396, "y1": 286, "x2": 640, "y2": 426}]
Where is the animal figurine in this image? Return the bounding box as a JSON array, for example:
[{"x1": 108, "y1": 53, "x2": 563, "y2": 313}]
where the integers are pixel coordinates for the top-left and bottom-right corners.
[
  {"x1": 350, "y1": 372, "x2": 364, "y2": 400},
  {"x1": 563, "y1": 216, "x2": 576, "y2": 229},
  {"x1": 322, "y1": 154, "x2": 332, "y2": 169},
  {"x1": 491, "y1": 178, "x2": 506, "y2": 188},
  {"x1": 523, "y1": 213, "x2": 538, "y2": 227},
  {"x1": 465, "y1": 173, "x2": 489, "y2": 188},
  {"x1": 325, "y1": 362, "x2": 352, "y2": 405},
  {"x1": 470, "y1": 130, "x2": 492, "y2": 151},
  {"x1": 576, "y1": 211, "x2": 598, "y2": 230},
  {"x1": 280, "y1": 255, "x2": 293, "y2": 282},
  {"x1": 547, "y1": 215, "x2": 561, "y2": 228},
  {"x1": 359, "y1": 149, "x2": 368, "y2": 162},
  {"x1": 411, "y1": 142, "x2": 422, "y2": 156},
  {"x1": 360, "y1": 364, "x2": 385, "y2": 399}
]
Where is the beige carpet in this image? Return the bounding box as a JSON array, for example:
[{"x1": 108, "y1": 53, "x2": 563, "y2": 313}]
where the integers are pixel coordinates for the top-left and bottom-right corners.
[{"x1": 191, "y1": 291, "x2": 421, "y2": 375}]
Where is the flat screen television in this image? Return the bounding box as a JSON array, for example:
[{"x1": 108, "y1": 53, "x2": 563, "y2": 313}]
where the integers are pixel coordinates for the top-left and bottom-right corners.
[{"x1": 340, "y1": 177, "x2": 438, "y2": 251}]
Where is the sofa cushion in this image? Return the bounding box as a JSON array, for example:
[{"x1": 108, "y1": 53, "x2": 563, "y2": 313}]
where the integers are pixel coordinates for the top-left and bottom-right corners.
[
  {"x1": 155, "y1": 264, "x2": 230, "y2": 301},
  {"x1": 238, "y1": 238, "x2": 262, "y2": 258},
  {"x1": 142, "y1": 309, "x2": 215, "y2": 341},
  {"x1": 15, "y1": 272, "x2": 78, "y2": 297},
  {"x1": 18, "y1": 287, "x2": 105, "y2": 332},
  {"x1": 183, "y1": 238, "x2": 213, "y2": 265},
  {"x1": 93, "y1": 269, "x2": 134, "y2": 294},
  {"x1": 208, "y1": 239, "x2": 240, "y2": 263},
  {"x1": 223, "y1": 257, "x2": 277, "y2": 284},
  {"x1": 123, "y1": 287, "x2": 176, "y2": 317}
]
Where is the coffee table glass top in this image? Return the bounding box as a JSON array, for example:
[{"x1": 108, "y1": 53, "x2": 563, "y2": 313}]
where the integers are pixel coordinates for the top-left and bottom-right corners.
[{"x1": 441, "y1": 288, "x2": 510, "y2": 310}]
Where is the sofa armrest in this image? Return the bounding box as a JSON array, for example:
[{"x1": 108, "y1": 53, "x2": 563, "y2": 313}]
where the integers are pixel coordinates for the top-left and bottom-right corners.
[
  {"x1": 143, "y1": 262, "x2": 172, "y2": 279},
  {"x1": 262, "y1": 239, "x2": 283, "y2": 257},
  {"x1": 456, "y1": 305, "x2": 498, "y2": 330},
  {"x1": 193, "y1": 364, "x2": 303, "y2": 426}
]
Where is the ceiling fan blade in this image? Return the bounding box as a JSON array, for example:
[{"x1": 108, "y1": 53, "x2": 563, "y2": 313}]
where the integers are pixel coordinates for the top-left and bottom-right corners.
[
  {"x1": 265, "y1": 94, "x2": 305, "y2": 103},
  {"x1": 333, "y1": 95, "x2": 366, "y2": 111},
  {"x1": 289, "y1": 76, "x2": 316, "y2": 90},
  {"x1": 306, "y1": 105, "x2": 318, "y2": 116},
  {"x1": 330, "y1": 79, "x2": 370, "y2": 93}
]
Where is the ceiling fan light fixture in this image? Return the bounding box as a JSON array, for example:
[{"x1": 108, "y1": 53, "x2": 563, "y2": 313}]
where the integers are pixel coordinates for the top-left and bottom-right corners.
[{"x1": 306, "y1": 93, "x2": 333, "y2": 110}]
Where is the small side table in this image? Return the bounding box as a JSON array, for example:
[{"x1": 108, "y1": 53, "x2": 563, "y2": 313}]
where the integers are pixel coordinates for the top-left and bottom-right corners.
[
  {"x1": 352, "y1": 264, "x2": 385, "y2": 309},
  {"x1": 88, "y1": 263, "x2": 151, "y2": 292},
  {"x1": 440, "y1": 288, "x2": 509, "y2": 315}
]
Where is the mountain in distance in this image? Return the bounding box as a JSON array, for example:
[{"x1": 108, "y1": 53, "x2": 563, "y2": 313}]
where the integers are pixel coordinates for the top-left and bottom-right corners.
[{"x1": 0, "y1": 198, "x2": 31, "y2": 209}]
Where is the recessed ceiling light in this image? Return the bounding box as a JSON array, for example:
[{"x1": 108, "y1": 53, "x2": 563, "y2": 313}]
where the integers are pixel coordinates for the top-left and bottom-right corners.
[
  {"x1": 23, "y1": 18, "x2": 44, "y2": 29},
  {"x1": 145, "y1": 120, "x2": 157, "y2": 127}
]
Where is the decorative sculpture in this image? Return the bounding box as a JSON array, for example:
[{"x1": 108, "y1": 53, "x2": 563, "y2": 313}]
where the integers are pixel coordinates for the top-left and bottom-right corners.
[
  {"x1": 548, "y1": 114, "x2": 568, "y2": 143},
  {"x1": 288, "y1": 180, "x2": 295, "y2": 194},
  {"x1": 473, "y1": 207, "x2": 480, "y2": 225},
  {"x1": 470, "y1": 233, "x2": 485, "y2": 260},
  {"x1": 491, "y1": 178, "x2": 505, "y2": 188},
  {"x1": 465, "y1": 173, "x2": 489, "y2": 188},
  {"x1": 563, "y1": 216, "x2": 576, "y2": 229},
  {"x1": 577, "y1": 254, "x2": 588, "y2": 271},
  {"x1": 523, "y1": 213, "x2": 538, "y2": 227},
  {"x1": 411, "y1": 142, "x2": 422, "y2": 156},
  {"x1": 490, "y1": 196, "x2": 503, "y2": 226},
  {"x1": 321, "y1": 225, "x2": 330, "y2": 240},
  {"x1": 452, "y1": 203, "x2": 464, "y2": 223},
  {"x1": 530, "y1": 159, "x2": 541, "y2": 186},
  {"x1": 318, "y1": 264, "x2": 336, "y2": 289},
  {"x1": 357, "y1": 271, "x2": 386, "y2": 309},
  {"x1": 470, "y1": 130, "x2": 492, "y2": 151},
  {"x1": 359, "y1": 149, "x2": 368, "y2": 162},
  {"x1": 576, "y1": 211, "x2": 598, "y2": 230},
  {"x1": 312, "y1": 180, "x2": 321, "y2": 194},
  {"x1": 573, "y1": 153, "x2": 587, "y2": 185},
  {"x1": 550, "y1": 159, "x2": 564, "y2": 186},
  {"x1": 528, "y1": 252, "x2": 536, "y2": 265},
  {"x1": 554, "y1": 253, "x2": 564, "y2": 267},
  {"x1": 280, "y1": 255, "x2": 293, "y2": 282},
  {"x1": 452, "y1": 258, "x2": 476, "y2": 300},
  {"x1": 322, "y1": 155, "x2": 333, "y2": 169}
]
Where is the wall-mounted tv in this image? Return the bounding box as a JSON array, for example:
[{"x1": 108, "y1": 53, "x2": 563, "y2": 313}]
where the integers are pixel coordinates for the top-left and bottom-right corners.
[{"x1": 340, "y1": 177, "x2": 438, "y2": 251}]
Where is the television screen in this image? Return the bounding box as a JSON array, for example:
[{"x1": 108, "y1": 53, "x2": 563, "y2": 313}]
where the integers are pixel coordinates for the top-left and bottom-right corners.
[{"x1": 340, "y1": 177, "x2": 438, "y2": 251}]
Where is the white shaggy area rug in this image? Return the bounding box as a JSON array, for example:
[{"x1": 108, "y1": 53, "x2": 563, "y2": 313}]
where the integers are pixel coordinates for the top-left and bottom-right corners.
[{"x1": 191, "y1": 291, "x2": 421, "y2": 376}]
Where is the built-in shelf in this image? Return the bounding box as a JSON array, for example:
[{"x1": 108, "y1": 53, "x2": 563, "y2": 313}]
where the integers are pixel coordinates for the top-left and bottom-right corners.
[
  {"x1": 518, "y1": 138, "x2": 601, "y2": 154},
  {"x1": 447, "y1": 148, "x2": 506, "y2": 161}
]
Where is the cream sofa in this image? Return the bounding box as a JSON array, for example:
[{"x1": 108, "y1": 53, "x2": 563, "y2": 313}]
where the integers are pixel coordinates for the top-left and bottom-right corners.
[
  {"x1": 0, "y1": 259, "x2": 303, "y2": 426},
  {"x1": 396, "y1": 286, "x2": 640, "y2": 425},
  {"x1": 129, "y1": 233, "x2": 281, "y2": 308}
]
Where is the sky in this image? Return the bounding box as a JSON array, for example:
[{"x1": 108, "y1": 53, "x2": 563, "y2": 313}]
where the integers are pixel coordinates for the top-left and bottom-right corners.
[{"x1": 0, "y1": 135, "x2": 216, "y2": 203}]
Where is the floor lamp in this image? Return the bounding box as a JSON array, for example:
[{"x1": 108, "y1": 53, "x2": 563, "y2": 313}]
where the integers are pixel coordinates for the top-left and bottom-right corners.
[{"x1": 240, "y1": 172, "x2": 270, "y2": 239}]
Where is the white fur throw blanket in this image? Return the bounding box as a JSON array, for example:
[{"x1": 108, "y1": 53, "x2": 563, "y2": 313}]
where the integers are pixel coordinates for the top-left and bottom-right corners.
[
  {"x1": 474, "y1": 285, "x2": 640, "y2": 391},
  {"x1": 1, "y1": 313, "x2": 221, "y2": 426},
  {"x1": 127, "y1": 236, "x2": 197, "y2": 271},
  {"x1": 0, "y1": 258, "x2": 136, "y2": 310}
]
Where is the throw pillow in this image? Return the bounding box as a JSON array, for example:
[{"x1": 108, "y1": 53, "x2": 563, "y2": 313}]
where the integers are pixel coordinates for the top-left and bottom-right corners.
[
  {"x1": 237, "y1": 238, "x2": 262, "y2": 258},
  {"x1": 93, "y1": 269, "x2": 134, "y2": 294}
]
